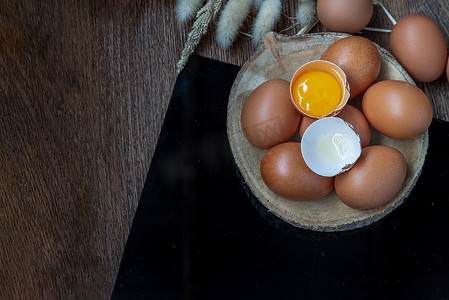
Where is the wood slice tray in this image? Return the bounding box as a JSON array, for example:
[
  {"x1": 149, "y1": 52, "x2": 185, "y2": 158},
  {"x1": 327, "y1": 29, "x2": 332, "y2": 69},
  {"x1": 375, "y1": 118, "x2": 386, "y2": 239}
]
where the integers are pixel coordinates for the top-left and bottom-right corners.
[{"x1": 227, "y1": 32, "x2": 428, "y2": 232}]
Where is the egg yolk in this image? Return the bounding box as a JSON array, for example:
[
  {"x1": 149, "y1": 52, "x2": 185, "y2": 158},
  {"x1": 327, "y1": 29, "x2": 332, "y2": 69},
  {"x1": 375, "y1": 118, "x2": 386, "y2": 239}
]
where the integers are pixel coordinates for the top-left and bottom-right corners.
[{"x1": 292, "y1": 71, "x2": 341, "y2": 117}]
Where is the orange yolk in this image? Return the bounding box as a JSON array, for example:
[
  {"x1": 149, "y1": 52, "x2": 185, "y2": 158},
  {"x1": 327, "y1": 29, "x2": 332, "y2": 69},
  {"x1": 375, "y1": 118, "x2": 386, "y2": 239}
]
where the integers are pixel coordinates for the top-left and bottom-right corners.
[{"x1": 292, "y1": 71, "x2": 341, "y2": 117}]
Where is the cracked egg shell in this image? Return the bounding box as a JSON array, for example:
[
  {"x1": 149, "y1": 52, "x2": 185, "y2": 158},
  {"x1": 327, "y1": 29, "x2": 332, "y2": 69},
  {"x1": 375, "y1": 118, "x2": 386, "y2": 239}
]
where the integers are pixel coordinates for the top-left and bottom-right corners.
[
  {"x1": 299, "y1": 104, "x2": 371, "y2": 147},
  {"x1": 301, "y1": 117, "x2": 362, "y2": 177},
  {"x1": 290, "y1": 60, "x2": 350, "y2": 118}
]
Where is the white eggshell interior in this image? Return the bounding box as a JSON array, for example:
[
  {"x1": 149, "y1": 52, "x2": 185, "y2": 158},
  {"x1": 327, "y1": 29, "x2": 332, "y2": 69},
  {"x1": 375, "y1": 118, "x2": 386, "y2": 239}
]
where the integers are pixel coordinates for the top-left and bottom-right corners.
[{"x1": 301, "y1": 117, "x2": 362, "y2": 177}]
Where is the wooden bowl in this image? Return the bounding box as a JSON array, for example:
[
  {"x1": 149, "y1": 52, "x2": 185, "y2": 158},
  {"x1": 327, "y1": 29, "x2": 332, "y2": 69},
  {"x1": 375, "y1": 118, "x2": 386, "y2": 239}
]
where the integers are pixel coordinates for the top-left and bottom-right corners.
[{"x1": 227, "y1": 32, "x2": 428, "y2": 232}]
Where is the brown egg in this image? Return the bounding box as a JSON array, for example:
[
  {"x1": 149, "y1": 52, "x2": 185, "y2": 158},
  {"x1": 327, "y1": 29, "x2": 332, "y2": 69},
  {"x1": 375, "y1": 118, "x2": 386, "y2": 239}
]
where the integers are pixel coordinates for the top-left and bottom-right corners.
[
  {"x1": 299, "y1": 104, "x2": 371, "y2": 147},
  {"x1": 321, "y1": 36, "x2": 380, "y2": 98},
  {"x1": 335, "y1": 145, "x2": 407, "y2": 210},
  {"x1": 336, "y1": 104, "x2": 371, "y2": 147},
  {"x1": 390, "y1": 14, "x2": 448, "y2": 82},
  {"x1": 298, "y1": 116, "x2": 315, "y2": 138},
  {"x1": 260, "y1": 142, "x2": 334, "y2": 201},
  {"x1": 362, "y1": 80, "x2": 433, "y2": 140},
  {"x1": 317, "y1": 0, "x2": 373, "y2": 34},
  {"x1": 241, "y1": 79, "x2": 301, "y2": 149}
]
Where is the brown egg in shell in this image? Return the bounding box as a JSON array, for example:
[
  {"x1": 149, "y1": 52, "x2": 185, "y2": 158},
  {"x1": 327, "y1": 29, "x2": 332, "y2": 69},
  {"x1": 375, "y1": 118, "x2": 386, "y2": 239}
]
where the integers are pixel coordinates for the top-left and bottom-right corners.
[
  {"x1": 298, "y1": 116, "x2": 315, "y2": 138},
  {"x1": 241, "y1": 79, "x2": 301, "y2": 149},
  {"x1": 317, "y1": 0, "x2": 374, "y2": 34},
  {"x1": 335, "y1": 145, "x2": 407, "y2": 210},
  {"x1": 362, "y1": 80, "x2": 433, "y2": 140},
  {"x1": 260, "y1": 142, "x2": 334, "y2": 201},
  {"x1": 390, "y1": 14, "x2": 448, "y2": 83},
  {"x1": 321, "y1": 36, "x2": 381, "y2": 99}
]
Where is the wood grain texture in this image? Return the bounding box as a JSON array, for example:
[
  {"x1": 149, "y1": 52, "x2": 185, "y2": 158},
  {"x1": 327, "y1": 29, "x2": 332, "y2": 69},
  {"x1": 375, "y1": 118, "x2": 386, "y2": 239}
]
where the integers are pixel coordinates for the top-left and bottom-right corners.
[
  {"x1": 0, "y1": 0, "x2": 185, "y2": 298},
  {"x1": 0, "y1": 0, "x2": 448, "y2": 299}
]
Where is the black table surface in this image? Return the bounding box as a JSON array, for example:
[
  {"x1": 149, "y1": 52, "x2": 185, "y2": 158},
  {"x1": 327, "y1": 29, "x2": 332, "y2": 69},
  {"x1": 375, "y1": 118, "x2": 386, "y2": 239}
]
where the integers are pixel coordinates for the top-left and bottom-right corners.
[{"x1": 112, "y1": 55, "x2": 449, "y2": 300}]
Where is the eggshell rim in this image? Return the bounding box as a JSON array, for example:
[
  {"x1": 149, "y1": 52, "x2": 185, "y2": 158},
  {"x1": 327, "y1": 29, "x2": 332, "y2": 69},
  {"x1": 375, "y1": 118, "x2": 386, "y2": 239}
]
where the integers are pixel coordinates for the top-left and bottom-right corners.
[
  {"x1": 301, "y1": 117, "x2": 362, "y2": 177},
  {"x1": 289, "y1": 60, "x2": 351, "y2": 119}
]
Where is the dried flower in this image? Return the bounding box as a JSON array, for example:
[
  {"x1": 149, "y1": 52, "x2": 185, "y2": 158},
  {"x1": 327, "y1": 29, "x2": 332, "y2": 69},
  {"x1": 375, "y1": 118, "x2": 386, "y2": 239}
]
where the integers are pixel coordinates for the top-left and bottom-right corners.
[
  {"x1": 296, "y1": 0, "x2": 317, "y2": 27},
  {"x1": 216, "y1": 0, "x2": 253, "y2": 49},
  {"x1": 251, "y1": 0, "x2": 282, "y2": 46},
  {"x1": 176, "y1": 0, "x2": 207, "y2": 22},
  {"x1": 175, "y1": 0, "x2": 320, "y2": 73}
]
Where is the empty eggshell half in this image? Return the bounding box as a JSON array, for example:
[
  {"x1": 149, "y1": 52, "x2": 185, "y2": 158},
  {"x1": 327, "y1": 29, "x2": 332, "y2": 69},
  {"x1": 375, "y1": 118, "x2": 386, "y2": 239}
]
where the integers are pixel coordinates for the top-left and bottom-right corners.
[{"x1": 301, "y1": 117, "x2": 362, "y2": 177}]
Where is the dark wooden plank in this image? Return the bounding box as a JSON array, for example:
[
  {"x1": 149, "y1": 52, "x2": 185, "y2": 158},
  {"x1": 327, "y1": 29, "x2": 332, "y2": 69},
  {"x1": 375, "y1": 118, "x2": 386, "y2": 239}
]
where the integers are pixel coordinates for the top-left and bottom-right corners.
[{"x1": 0, "y1": 0, "x2": 184, "y2": 298}]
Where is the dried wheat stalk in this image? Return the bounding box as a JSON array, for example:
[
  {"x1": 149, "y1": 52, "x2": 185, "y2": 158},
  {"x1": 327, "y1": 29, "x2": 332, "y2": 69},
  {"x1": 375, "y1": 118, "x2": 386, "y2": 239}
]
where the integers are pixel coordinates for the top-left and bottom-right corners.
[{"x1": 176, "y1": 0, "x2": 224, "y2": 73}]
